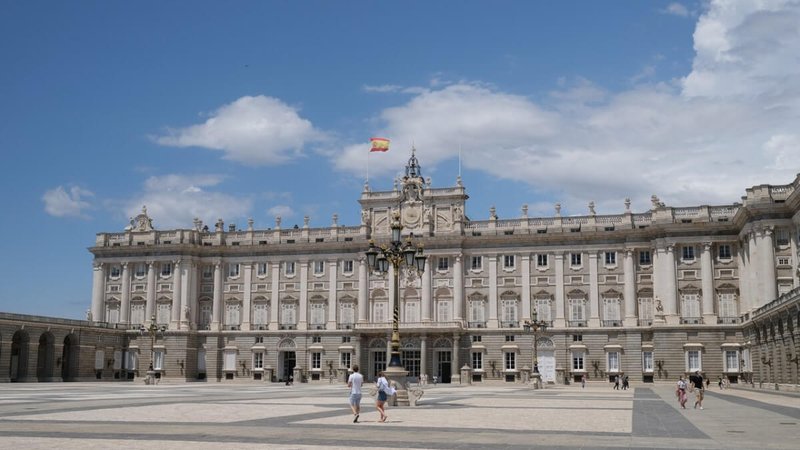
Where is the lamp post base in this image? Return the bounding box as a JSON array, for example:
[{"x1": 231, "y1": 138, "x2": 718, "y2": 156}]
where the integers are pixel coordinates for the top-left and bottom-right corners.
[{"x1": 385, "y1": 365, "x2": 410, "y2": 406}]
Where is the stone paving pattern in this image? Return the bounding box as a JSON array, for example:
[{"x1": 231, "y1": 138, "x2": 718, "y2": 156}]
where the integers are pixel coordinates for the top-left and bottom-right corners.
[{"x1": 0, "y1": 382, "x2": 797, "y2": 449}]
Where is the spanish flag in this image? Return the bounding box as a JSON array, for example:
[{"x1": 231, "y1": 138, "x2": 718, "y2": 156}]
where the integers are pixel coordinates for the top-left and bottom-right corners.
[{"x1": 370, "y1": 137, "x2": 390, "y2": 152}]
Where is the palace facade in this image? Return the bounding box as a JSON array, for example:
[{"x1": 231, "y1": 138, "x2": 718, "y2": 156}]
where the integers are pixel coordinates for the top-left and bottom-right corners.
[{"x1": 4, "y1": 152, "x2": 799, "y2": 387}]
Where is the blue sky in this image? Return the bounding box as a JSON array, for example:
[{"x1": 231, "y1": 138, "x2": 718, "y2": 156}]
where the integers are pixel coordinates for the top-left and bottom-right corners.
[{"x1": 1, "y1": 1, "x2": 799, "y2": 319}]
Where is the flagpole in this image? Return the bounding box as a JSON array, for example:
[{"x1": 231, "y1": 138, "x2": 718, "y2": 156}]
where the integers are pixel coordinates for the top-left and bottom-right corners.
[
  {"x1": 458, "y1": 142, "x2": 462, "y2": 178},
  {"x1": 367, "y1": 144, "x2": 370, "y2": 186}
]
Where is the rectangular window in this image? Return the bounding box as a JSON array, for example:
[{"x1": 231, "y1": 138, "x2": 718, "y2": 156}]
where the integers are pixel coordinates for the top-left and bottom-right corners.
[
  {"x1": 604, "y1": 252, "x2": 616, "y2": 266},
  {"x1": 228, "y1": 263, "x2": 240, "y2": 278},
  {"x1": 223, "y1": 350, "x2": 236, "y2": 371},
  {"x1": 607, "y1": 352, "x2": 620, "y2": 372},
  {"x1": 343, "y1": 260, "x2": 354, "y2": 273},
  {"x1": 639, "y1": 250, "x2": 651, "y2": 265},
  {"x1": 340, "y1": 302, "x2": 355, "y2": 326},
  {"x1": 569, "y1": 299, "x2": 585, "y2": 321},
  {"x1": 312, "y1": 352, "x2": 321, "y2": 369},
  {"x1": 686, "y1": 350, "x2": 701, "y2": 372},
  {"x1": 536, "y1": 254, "x2": 548, "y2": 267},
  {"x1": 718, "y1": 293, "x2": 737, "y2": 318},
  {"x1": 202, "y1": 265, "x2": 213, "y2": 279},
  {"x1": 253, "y1": 352, "x2": 264, "y2": 369},
  {"x1": 340, "y1": 352, "x2": 351, "y2": 369},
  {"x1": 472, "y1": 352, "x2": 483, "y2": 370},
  {"x1": 257, "y1": 263, "x2": 268, "y2": 276},
  {"x1": 285, "y1": 261, "x2": 295, "y2": 275},
  {"x1": 776, "y1": 228, "x2": 790, "y2": 246},
  {"x1": 503, "y1": 255, "x2": 515, "y2": 269},
  {"x1": 314, "y1": 261, "x2": 324, "y2": 274},
  {"x1": 310, "y1": 303, "x2": 325, "y2": 325},
  {"x1": 94, "y1": 349, "x2": 105, "y2": 370},
  {"x1": 252, "y1": 303, "x2": 268, "y2": 326},
  {"x1": 280, "y1": 303, "x2": 297, "y2": 326},
  {"x1": 472, "y1": 335, "x2": 482, "y2": 342},
  {"x1": 682, "y1": 246, "x2": 695, "y2": 261},
  {"x1": 572, "y1": 334, "x2": 583, "y2": 342},
  {"x1": 505, "y1": 335, "x2": 515, "y2": 342},
  {"x1": 534, "y1": 298, "x2": 551, "y2": 322},
  {"x1": 373, "y1": 301, "x2": 387, "y2": 323},
  {"x1": 160, "y1": 263, "x2": 172, "y2": 277},
  {"x1": 725, "y1": 350, "x2": 739, "y2": 372},
  {"x1": 312, "y1": 335, "x2": 321, "y2": 343},
  {"x1": 681, "y1": 293, "x2": 701, "y2": 319},
  {"x1": 110, "y1": 265, "x2": 121, "y2": 278},
  {"x1": 572, "y1": 352, "x2": 584, "y2": 371},
  {"x1": 401, "y1": 350, "x2": 421, "y2": 378},
  {"x1": 642, "y1": 351, "x2": 654, "y2": 373},
  {"x1": 570, "y1": 253, "x2": 582, "y2": 266},
  {"x1": 639, "y1": 297, "x2": 654, "y2": 321},
  {"x1": 718, "y1": 244, "x2": 732, "y2": 259},
  {"x1": 437, "y1": 300, "x2": 451, "y2": 322},
  {"x1": 225, "y1": 302, "x2": 241, "y2": 327},
  {"x1": 153, "y1": 350, "x2": 165, "y2": 371},
  {"x1": 504, "y1": 352, "x2": 516, "y2": 370},
  {"x1": 438, "y1": 257, "x2": 450, "y2": 271},
  {"x1": 471, "y1": 256, "x2": 483, "y2": 270},
  {"x1": 156, "y1": 303, "x2": 170, "y2": 325},
  {"x1": 135, "y1": 263, "x2": 147, "y2": 278},
  {"x1": 777, "y1": 257, "x2": 790, "y2": 266}
]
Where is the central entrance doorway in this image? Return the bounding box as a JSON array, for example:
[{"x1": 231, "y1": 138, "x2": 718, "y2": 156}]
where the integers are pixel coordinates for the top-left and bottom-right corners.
[
  {"x1": 280, "y1": 351, "x2": 296, "y2": 382},
  {"x1": 437, "y1": 351, "x2": 452, "y2": 383}
]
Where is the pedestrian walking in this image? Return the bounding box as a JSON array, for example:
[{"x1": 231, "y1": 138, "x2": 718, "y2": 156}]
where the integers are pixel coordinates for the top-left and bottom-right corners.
[
  {"x1": 718, "y1": 376, "x2": 724, "y2": 389},
  {"x1": 690, "y1": 371, "x2": 705, "y2": 410},
  {"x1": 622, "y1": 374, "x2": 629, "y2": 390},
  {"x1": 347, "y1": 364, "x2": 363, "y2": 423},
  {"x1": 375, "y1": 371, "x2": 390, "y2": 422},
  {"x1": 676, "y1": 375, "x2": 688, "y2": 409},
  {"x1": 581, "y1": 373, "x2": 586, "y2": 388},
  {"x1": 613, "y1": 375, "x2": 620, "y2": 390}
]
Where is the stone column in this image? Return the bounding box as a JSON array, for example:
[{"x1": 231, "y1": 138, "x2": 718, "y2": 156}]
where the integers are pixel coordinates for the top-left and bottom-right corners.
[
  {"x1": 664, "y1": 245, "x2": 678, "y2": 324},
  {"x1": 588, "y1": 252, "x2": 600, "y2": 327},
  {"x1": 91, "y1": 261, "x2": 105, "y2": 322},
  {"x1": 747, "y1": 232, "x2": 759, "y2": 314},
  {"x1": 120, "y1": 262, "x2": 131, "y2": 324},
  {"x1": 521, "y1": 254, "x2": 531, "y2": 321},
  {"x1": 358, "y1": 259, "x2": 368, "y2": 323},
  {"x1": 212, "y1": 261, "x2": 222, "y2": 330},
  {"x1": 791, "y1": 223, "x2": 800, "y2": 289},
  {"x1": 299, "y1": 261, "x2": 309, "y2": 330},
  {"x1": 451, "y1": 334, "x2": 461, "y2": 383},
  {"x1": 145, "y1": 261, "x2": 156, "y2": 322},
  {"x1": 453, "y1": 254, "x2": 464, "y2": 322},
  {"x1": 488, "y1": 255, "x2": 499, "y2": 328},
  {"x1": 328, "y1": 259, "x2": 338, "y2": 330},
  {"x1": 554, "y1": 253, "x2": 566, "y2": 327},
  {"x1": 421, "y1": 261, "x2": 432, "y2": 323},
  {"x1": 623, "y1": 250, "x2": 637, "y2": 326},
  {"x1": 420, "y1": 335, "x2": 428, "y2": 378},
  {"x1": 270, "y1": 262, "x2": 280, "y2": 325},
  {"x1": 180, "y1": 261, "x2": 193, "y2": 330},
  {"x1": 701, "y1": 243, "x2": 716, "y2": 324},
  {"x1": 737, "y1": 238, "x2": 750, "y2": 315},
  {"x1": 242, "y1": 262, "x2": 252, "y2": 330},
  {"x1": 758, "y1": 227, "x2": 778, "y2": 307},
  {"x1": 170, "y1": 260, "x2": 182, "y2": 329}
]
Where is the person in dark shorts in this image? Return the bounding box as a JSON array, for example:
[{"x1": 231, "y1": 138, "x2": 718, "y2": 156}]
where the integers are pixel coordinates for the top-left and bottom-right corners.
[
  {"x1": 690, "y1": 371, "x2": 705, "y2": 409},
  {"x1": 375, "y1": 371, "x2": 389, "y2": 422}
]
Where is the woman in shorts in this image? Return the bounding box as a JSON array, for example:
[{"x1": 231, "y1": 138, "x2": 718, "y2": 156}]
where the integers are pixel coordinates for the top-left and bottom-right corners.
[{"x1": 375, "y1": 371, "x2": 389, "y2": 422}]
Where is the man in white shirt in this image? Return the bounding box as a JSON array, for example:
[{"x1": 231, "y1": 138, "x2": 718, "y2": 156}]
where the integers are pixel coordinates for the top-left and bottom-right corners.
[{"x1": 347, "y1": 364, "x2": 363, "y2": 423}]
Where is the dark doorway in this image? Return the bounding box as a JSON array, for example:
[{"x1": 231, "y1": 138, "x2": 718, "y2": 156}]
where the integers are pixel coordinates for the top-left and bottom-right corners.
[
  {"x1": 61, "y1": 335, "x2": 78, "y2": 381},
  {"x1": 437, "y1": 351, "x2": 452, "y2": 383},
  {"x1": 11, "y1": 331, "x2": 30, "y2": 382},
  {"x1": 37, "y1": 333, "x2": 55, "y2": 381},
  {"x1": 373, "y1": 351, "x2": 386, "y2": 381},
  {"x1": 281, "y1": 351, "x2": 296, "y2": 381}
]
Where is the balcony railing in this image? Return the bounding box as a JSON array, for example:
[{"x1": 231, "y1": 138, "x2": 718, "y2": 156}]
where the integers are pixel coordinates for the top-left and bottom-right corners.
[
  {"x1": 638, "y1": 319, "x2": 653, "y2": 326},
  {"x1": 337, "y1": 323, "x2": 355, "y2": 330},
  {"x1": 602, "y1": 320, "x2": 622, "y2": 327},
  {"x1": 717, "y1": 317, "x2": 741, "y2": 324},
  {"x1": 278, "y1": 324, "x2": 297, "y2": 330},
  {"x1": 500, "y1": 320, "x2": 519, "y2": 328},
  {"x1": 568, "y1": 320, "x2": 587, "y2": 327},
  {"x1": 252, "y1": 323, "x2": 269, "y2": 330},
  {"x1": 680, "y1": 317, "x2": 702, "y2": 325},
  {"x1": 468, "y1": 321, "x2": 487, "y2": 328},
  {"x1": 309, "y1": 324, "x2": 327, "y2": 330}
]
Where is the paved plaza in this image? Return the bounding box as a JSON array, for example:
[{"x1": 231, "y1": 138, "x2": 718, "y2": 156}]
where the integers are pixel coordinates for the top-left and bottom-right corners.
[{"x1": 0, "y1": 381, "x2": 797, "y2": 449}]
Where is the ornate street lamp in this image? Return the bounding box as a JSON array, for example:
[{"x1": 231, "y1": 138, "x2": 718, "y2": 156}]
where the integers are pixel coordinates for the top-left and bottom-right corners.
[
  {"x1": 365, "y1": 212, "x2": 426, "y2": 370},
  {"x1": 141, "y1": 314, "x2": 166, "y2": 382},
  {"x1": 523, "y1": 309, "x2": 548, "y2": 388}
]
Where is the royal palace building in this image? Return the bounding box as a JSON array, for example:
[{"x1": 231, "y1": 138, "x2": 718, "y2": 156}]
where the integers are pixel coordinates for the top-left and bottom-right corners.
[{"x1": 3, "y1": 152, "x2": 799, "y2": 387}]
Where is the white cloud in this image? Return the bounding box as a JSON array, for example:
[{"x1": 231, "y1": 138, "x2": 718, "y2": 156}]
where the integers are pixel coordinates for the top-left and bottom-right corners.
[
  {"x1": 123, "y1": 174, "x2": 251, "y2": 229},
  {"x1": 333, "y1": 1, "x2": 800, "y2": 215},
  {"x1": 662, "y1": 2, "x2": 690, "y2": 17},
  {"x1": 42, "y1": 186, "x2": 94, "y2": 218},
  {"x1": 155, "y1": 95, "x2": 322, "y2": 166},
  {"x1": 267, "y1": 205, "x2": 295, "y2": 219}
]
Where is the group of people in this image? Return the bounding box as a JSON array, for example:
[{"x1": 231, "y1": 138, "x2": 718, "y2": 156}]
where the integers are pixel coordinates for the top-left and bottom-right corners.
[
  {"x1": 612, "y1": 374, "x2": 630, "y2": 390},
  {"x1": 347, "y1": 365, "x2": 395, "y2": 423},
  {"x1": 676, "y1": 371, "x2": 705, "y2": 410}
]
